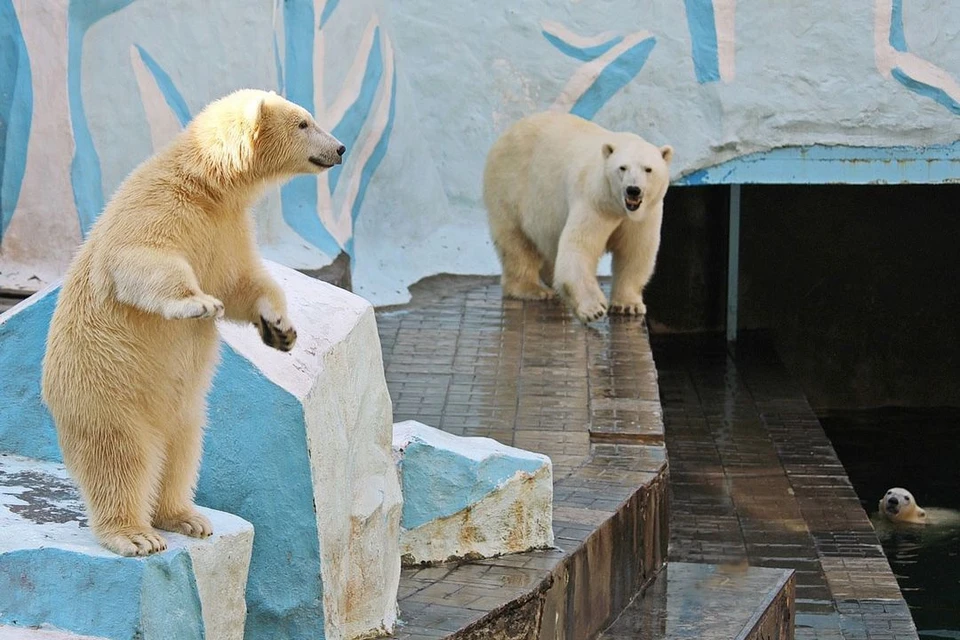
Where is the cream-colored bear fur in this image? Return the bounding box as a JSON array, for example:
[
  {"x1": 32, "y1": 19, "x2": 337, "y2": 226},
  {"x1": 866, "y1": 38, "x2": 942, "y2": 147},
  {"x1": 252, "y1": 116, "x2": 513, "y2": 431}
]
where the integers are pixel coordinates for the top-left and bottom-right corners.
[
  {"x1": 483, "y1": 112, "x2": 673, "y2": 323},
  {"x1": 878, "y1": 487, "x2": 960, "y2": 529},
  {"x1": 880, "y1": 487, "x2": 927, "y2": 524},
  {"x1": 41, "y1": 89, "x2": 345, "y2": 557}
]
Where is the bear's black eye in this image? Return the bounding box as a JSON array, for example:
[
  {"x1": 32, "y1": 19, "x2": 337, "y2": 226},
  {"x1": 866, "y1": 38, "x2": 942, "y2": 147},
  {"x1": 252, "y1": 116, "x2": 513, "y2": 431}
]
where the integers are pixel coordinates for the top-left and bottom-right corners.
[
  {"x1": 619, "y1": 166, "x2": 627, "y2": 172},
  {"x1": 644, "y1": 167, "x2": 653, "y2": 173},
  {"x1": 298, "y1": 120, "x2": 309, "y2": 130},
  {"x1": 904, "y1": 496, "x2": 910, "y2": 502}
]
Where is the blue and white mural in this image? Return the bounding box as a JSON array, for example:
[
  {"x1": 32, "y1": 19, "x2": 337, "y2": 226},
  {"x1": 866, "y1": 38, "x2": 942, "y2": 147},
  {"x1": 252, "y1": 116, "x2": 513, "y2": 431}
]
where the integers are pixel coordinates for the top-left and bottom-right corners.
[
  {"x1": 683, "y1": 0, "x2": 737, "y2": 84},
  {"x1": 1, "y1": 0, "x2": 958, "y2": 304}
]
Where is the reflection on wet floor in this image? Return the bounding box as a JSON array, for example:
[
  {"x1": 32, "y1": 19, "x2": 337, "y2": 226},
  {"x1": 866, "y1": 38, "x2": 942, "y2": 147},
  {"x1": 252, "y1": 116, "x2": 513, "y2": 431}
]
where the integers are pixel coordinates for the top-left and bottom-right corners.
[
  {"x1": 374, "y1": 275, "x2": 922, "y2": 639},
  {"x1": 652, "y1": 333, "x2": 919, "y2": 640},
  {"x1": 377, "y1": 278, "x2": 669, "y2": 639},
  {"x1": 602, "y1": 562, "x2": 794, "y2": 640}
]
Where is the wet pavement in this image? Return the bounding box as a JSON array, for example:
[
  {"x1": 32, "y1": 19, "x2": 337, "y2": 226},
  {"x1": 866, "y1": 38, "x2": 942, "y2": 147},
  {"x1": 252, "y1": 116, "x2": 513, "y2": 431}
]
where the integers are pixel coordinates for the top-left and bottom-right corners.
[
  {"x1": 602, "y1": 562, "x2": 795, "y2": 640},
  {"x1": 375, "y1": 277, "x2": 917, "y2": 638},
  {"x1": 652, "y1": 334, "x2": 919, "y2": 640},
  {"x1": 377, "y1": 277, "x2": 668, "y2": 639}
]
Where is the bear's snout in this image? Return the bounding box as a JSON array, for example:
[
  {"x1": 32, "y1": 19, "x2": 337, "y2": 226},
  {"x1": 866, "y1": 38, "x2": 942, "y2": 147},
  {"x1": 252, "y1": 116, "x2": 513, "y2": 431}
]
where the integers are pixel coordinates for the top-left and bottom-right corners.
[
  {"x1": 337, "y1": 145, "x2": 346, "y2": 157},
  {"x1": 624, "y1": 185, "x2": 643, "y2": 212}
]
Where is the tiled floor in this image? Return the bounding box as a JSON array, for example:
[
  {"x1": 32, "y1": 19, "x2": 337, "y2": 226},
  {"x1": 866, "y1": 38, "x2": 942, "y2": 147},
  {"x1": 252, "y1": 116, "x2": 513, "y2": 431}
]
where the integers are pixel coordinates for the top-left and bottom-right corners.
[
  {"x1": 602, "y1": 562, "x2": 795, "y2": 640},
  {"x1": 376, "y1": 277, "x2": 669, "y2": 639},
  {"x1": 652, "y1": 334, "x2": 919, "y2": 640}
]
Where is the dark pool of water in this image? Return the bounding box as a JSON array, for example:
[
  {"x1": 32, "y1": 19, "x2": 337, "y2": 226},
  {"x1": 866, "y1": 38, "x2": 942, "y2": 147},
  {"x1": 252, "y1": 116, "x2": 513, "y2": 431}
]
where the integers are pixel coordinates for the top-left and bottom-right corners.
[{"x1": 822, "y1": 408, "x2": 960, "y2": 639}]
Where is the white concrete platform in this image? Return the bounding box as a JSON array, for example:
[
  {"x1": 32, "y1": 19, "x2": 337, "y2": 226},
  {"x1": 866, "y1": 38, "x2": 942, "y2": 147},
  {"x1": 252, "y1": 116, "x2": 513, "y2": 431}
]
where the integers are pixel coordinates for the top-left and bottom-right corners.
[
  {"x1": 0, "y1": 454, "x2": 253, "y2": 640},
  {"x1": 0, "y1": 259, "x2": 404, "y2": 640},
  {"x1": 393, "y1": 420, "x2": 554, "y2": 565}
]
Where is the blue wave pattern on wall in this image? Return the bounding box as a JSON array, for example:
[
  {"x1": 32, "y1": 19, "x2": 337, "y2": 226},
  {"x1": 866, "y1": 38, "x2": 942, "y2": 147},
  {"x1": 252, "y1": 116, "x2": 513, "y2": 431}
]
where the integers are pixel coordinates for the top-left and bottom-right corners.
[
  {"x1": 2, "y1": 0, "x2": 404, "y2": 275},
  {"x1": 570, "y1": 37, "x2": 657, "y2": 120},
  {"x1": 683, "y1": 0, "x2": 721, "y2": 83},
  {"x1": 318, "y1": 0, "x2": 339, "y2": 30},
  {"x1": 134, "y1": 45, "x2": 191, "y2": 127},
  {"x1": 345, "y1": 67, "x2": 397, "y2": 256},
  {"x1": 0, "y1": 0, "x2": 31, "y2": 243},
  {"x1": 541, "y1": 31, "x2": 623, "y2": 62},
  {"x1": 890, "y1": 69, "x2": 960, "y2": 115},
  {"x1": 889, "y1": 0, "x2": 908, "y2": 52},
  {"x1": 279, "y1": 0, "x2": 340, "y2": 257},
  {"x1": 887, "y1": 0, "x2": 960, "y2": 115},
  {"x1": 278, "y1": 1, "x2": 397, "y2": 258},
  {"x1": 328, "y1": 28, "x2": 383, "y2": 195},
  {"x1": 67, "y1": 0, "x2": 137, "y2": 236},
  {"x1": 543, "y1": 24, "x2": 657, "y2": 120}
]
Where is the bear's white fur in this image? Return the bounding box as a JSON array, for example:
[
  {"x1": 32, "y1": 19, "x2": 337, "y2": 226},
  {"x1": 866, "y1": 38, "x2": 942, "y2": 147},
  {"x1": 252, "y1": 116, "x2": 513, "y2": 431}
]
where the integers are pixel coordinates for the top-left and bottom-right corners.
[
  {"x1": 483, "y1": 111, "x2": 673, "y2": 323},
  {"x1": 880, "y1": 487, "x2": 927, "y2": 524},
  {"x1": 874, "y1": 487, "x2": 960, "y2": 554},
  {"x1": 41, "y1": 89, "x2": 345, "y2": 557}
]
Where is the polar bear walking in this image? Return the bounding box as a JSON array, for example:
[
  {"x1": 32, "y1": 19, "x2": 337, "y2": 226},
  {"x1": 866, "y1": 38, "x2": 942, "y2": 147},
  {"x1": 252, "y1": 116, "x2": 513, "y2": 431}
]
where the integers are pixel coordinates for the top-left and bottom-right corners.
[
  {"x1": 483, "y1": 112, "x2": 673, "y2": 323},
  {"x1": 41, "y1": 90, "x2": 345, "y2": 556}
]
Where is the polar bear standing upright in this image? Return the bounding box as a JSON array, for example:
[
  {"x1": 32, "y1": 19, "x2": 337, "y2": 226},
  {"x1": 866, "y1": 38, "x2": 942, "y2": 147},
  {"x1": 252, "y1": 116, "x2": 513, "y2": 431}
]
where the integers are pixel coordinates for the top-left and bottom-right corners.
[
  {"x1": 42, "y1": 89, "x2": 345, "y2": 556},
  {"x1": 483, "y1": 112, "x2": 673, "y2": 323}
]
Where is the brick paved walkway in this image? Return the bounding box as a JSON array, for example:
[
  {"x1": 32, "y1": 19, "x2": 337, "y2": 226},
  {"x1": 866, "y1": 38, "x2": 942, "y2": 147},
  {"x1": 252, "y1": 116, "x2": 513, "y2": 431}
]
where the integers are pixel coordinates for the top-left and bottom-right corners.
[
  {"x1": 377, "y1": 277, "x2": 668, "y2": 638},
  {"x1": 652, "y1": 334, "x2": 919, "y2": 640}
]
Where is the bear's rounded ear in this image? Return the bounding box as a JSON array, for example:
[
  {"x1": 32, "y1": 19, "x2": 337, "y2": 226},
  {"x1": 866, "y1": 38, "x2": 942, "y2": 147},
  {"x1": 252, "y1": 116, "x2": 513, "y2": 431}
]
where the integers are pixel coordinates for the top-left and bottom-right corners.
[
  {"x1": 245, "y1": 96, "x2": 268, "y2": 129},
  {"x1": 660, "y1": 145, "x2": 674, "y2": 164},
  {"x1": 602, "y1": 143, "x2": 615, "y2": 158},
  {"x1": 919, "y1": 509, "x2": 926, "y2": 518}
]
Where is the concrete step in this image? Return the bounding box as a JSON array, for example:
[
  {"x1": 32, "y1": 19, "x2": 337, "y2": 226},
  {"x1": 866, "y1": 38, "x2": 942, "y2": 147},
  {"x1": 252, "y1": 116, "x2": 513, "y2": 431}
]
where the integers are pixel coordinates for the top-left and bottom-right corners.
[
  {"x1": 0, "y1": 454, "x2": 254, "y2": 640},
  {"x1": 601, "y1": 562, "x2": 796, "y2": 640}
]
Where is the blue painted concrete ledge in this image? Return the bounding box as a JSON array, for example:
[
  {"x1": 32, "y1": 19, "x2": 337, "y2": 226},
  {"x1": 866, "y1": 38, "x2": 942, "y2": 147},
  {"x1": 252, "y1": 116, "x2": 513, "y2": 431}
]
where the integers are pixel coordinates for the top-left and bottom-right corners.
[
  {"x1": 0, "y1": 260, "x2": 403, "y2": 640},
  {"x1": 676, "y1": 142, "x2": 960, "y2": 186}
]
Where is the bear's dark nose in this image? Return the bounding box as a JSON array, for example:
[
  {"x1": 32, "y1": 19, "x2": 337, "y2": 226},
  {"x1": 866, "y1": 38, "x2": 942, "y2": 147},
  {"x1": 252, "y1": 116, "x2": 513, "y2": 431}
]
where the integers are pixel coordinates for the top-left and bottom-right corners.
[
  {"x1": 625, "y1": 186, "x2": 641, "y2": 198},
  {"x1": 887, "y1": 496, "x2": 899, "y2": 506},
  {"x1": 336, "y1": 145, "x2": 346, "y2": 157}
]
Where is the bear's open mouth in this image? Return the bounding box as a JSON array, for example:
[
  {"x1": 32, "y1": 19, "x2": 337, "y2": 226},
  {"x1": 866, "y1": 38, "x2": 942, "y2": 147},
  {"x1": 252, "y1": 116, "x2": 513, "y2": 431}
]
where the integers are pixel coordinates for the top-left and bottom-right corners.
[
  {"x1": 624, "y1": 196, "x2": 642, "y2": 212},
  {"x1": 309, "y1": 156, "x2": 338, "y2": 169}
]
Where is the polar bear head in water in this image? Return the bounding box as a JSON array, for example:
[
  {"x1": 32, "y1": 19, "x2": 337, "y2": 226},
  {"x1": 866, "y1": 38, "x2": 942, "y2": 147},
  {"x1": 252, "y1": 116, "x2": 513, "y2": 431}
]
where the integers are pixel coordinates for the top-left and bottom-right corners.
[{"x1": 880, "y1": 487, "x2": 927, "y2": 524}]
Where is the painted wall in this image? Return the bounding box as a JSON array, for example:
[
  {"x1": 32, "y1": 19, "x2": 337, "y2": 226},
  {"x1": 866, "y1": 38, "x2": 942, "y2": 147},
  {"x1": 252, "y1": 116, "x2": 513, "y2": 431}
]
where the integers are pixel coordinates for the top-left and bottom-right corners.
[{"x1": 1, "y1": 0, "x2": 958, "y2": 305}]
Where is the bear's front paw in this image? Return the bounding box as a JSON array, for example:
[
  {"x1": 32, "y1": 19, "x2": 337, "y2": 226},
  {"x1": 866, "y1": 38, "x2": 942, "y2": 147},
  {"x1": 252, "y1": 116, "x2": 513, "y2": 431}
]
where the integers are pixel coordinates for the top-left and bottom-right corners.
[
  {"x1": 164, "y1": 293, "x2": 225, "y2": 320},
  {"x1": 609, "y1": 298, "x2": 647, "y2": 317},
  {"x1": 255, "y1": 299, "x2": 297, "y2": 352},
  {"x1": 574, "y1": 298, "x2": 608, "y2": 324}
]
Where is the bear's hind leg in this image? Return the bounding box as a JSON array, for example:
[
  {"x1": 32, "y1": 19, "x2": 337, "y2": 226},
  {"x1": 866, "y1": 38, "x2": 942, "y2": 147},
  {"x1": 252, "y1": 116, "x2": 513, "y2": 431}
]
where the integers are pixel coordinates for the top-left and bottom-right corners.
[
  {"x1": 60, "y1": 417, "x2": 168, "y2": 556},
  {"x1": 152, "y1": 401, "x2": 212, "y2": 539},
  {"x1": 540, "y1": 261, "x2": 555, "y2": 289},
  {"x1": 489, "y1": 218, "x2": 555, "y2": 300}
]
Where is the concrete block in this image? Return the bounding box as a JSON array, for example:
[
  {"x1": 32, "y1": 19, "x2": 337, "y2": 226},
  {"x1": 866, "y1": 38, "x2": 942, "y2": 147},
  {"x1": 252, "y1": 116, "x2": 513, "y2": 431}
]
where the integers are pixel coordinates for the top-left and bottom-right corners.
[
  {"x1": 392, "y1": 420, "x2": 554, "y2": 565},
  {"x1": 0, "y1": 259, "x2": 403, "y2": 639},
  {"x1": 0, "y1": 454, "x2": 253, "y2": 640}
]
